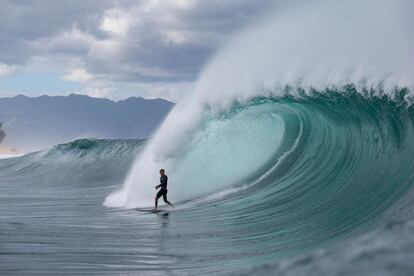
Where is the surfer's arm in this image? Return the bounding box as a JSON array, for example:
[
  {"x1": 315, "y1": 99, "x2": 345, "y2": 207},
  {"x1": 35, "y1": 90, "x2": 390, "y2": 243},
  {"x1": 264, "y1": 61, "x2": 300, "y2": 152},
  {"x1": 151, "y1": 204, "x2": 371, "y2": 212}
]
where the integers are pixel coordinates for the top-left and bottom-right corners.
[{"x1": 155, "y1": 184, "x2": 161, "y2": 189}]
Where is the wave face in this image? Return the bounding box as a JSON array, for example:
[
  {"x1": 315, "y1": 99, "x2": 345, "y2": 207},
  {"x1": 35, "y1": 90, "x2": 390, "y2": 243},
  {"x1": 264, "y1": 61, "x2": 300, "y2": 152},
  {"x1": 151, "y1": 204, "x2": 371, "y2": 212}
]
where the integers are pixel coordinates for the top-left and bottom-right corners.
[
  {"x1": 116, "y1": 87, "x2": 414, "y2": 246},
  {"x1": 0, "y1": 138, "x2": 143, "y2": 168},
  {"x1": 0, "y1": 139, "x2": 144, "y2": 188}
]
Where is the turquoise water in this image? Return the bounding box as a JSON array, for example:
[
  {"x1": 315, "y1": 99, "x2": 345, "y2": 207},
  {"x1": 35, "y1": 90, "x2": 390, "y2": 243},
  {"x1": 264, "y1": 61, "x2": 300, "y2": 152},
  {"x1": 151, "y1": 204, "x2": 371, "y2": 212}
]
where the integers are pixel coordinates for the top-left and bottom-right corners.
[{"x1": 1, "y1": 88, "x2": 414, "y2": 275}]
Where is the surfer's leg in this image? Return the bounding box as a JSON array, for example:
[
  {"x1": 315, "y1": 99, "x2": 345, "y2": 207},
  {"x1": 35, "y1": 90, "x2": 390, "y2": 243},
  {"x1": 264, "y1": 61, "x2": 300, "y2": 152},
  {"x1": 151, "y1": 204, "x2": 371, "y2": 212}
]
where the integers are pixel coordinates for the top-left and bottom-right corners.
[
  {"x1": 155, "y1": 190, "x2": 162, "y2": 209},
  {"x1": 163, "y1": 194, "x2": 173, "y2": 207}
]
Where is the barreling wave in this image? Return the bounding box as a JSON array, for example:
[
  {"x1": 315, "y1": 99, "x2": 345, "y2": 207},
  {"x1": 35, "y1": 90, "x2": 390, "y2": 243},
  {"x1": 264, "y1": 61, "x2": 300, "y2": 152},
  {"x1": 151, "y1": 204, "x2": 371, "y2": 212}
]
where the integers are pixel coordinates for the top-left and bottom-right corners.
[{"x1": 103, "y1": 86, "x2": 414, "y2": 272}]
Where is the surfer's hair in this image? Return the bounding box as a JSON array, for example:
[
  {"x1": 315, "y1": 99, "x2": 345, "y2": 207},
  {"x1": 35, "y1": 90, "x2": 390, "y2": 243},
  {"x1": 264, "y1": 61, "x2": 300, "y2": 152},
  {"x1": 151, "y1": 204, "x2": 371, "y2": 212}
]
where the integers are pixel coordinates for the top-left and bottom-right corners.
[{"x1": 160, "y1": 169, "x2": 165, "y2": 173}]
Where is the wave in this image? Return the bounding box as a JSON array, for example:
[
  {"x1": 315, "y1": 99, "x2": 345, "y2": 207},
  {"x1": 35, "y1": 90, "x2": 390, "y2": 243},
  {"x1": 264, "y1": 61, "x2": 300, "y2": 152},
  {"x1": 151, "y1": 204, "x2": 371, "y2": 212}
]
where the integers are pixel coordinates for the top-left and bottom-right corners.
[
  {"x1": 39, "y1": 138, "x2": 145, "y2": 160},
  {"x1": 104, "y1": 87, "x2": 414, "y2": 267},
  {"x1": 107, "y1": 87, "x2": 414, "y2": 208},
  {"x1": 0, "y1": 138, "x2": 144, "y2": 174},
  {"x1": 101, "y1": 86, "x2": 414, "y2": 255}
]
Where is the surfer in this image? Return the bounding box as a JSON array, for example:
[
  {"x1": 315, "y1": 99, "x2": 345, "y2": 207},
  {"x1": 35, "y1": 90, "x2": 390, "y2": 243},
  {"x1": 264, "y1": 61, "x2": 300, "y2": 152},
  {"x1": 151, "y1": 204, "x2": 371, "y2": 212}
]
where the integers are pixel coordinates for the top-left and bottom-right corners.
[{"x1": 155, "y1": 169, "x2": 173, "y2": 209}]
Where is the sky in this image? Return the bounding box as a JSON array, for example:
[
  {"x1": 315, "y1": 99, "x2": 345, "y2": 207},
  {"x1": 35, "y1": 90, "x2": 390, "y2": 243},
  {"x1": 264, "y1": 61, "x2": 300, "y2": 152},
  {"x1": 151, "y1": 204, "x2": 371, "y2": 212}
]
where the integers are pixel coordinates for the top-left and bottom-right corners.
[{"x1": 0, "y1": 0, "x2": 277, "y2": 102}]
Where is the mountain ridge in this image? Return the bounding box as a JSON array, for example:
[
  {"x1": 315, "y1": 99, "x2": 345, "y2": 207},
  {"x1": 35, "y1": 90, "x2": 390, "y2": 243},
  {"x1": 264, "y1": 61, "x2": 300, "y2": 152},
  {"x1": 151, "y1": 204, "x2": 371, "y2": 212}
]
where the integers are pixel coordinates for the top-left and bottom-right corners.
[{"x1": 0, "y1": 94, "x2": 174, "y2": 151}]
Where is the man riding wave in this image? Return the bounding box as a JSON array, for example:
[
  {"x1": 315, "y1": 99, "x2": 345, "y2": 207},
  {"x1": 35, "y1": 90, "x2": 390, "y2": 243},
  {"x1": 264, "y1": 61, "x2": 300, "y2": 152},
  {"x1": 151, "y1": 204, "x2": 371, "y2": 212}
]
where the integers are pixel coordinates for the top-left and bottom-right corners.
[{"x1": 155, "y1": 169, "x2": 173, "y2": 210}]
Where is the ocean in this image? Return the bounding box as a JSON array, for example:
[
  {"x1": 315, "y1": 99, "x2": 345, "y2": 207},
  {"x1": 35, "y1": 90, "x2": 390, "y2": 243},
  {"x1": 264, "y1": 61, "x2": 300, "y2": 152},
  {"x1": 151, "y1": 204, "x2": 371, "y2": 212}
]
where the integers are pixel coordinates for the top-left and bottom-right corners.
[{"x1": 1, "y1": 89, "x2": 414, "y2": 275}]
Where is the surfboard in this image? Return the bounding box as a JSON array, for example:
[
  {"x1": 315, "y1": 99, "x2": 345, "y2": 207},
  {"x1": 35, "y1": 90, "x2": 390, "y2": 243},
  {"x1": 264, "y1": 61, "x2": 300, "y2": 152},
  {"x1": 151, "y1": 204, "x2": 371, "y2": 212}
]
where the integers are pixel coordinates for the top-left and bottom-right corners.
[{"x1": 134, "y1": 207, "x2": 166, "y2": 213}]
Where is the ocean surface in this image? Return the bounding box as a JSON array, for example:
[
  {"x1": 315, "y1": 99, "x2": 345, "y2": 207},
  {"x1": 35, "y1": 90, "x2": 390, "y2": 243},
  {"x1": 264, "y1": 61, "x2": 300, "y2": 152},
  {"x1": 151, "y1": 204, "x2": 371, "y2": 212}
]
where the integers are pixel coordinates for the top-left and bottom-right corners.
[{"x1": 1, "y1": 89, "x2": 414, "y2": 275}]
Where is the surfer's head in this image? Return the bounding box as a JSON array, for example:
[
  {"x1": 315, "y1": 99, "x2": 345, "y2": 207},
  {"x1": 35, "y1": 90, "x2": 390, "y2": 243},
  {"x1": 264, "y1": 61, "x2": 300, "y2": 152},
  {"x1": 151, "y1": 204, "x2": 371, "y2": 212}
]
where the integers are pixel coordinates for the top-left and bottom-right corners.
[{"x1": 160, "y1": 169, "x2": 165, "y2": 176}]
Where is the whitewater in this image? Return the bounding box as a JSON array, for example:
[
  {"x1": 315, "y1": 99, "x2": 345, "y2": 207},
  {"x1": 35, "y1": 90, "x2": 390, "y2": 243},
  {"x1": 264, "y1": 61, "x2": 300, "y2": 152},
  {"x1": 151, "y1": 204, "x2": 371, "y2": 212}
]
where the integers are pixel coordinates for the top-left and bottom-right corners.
[{"x1": 1, "y1": 0, "x2": 414, "y2": 275}]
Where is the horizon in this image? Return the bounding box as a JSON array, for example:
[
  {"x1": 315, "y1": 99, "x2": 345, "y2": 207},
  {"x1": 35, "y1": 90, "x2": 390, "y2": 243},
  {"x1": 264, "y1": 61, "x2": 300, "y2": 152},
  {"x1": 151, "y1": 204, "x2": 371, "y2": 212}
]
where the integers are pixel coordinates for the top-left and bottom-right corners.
[{"x1": 0, "y1": 92, "x2": 175, "y2": 103}]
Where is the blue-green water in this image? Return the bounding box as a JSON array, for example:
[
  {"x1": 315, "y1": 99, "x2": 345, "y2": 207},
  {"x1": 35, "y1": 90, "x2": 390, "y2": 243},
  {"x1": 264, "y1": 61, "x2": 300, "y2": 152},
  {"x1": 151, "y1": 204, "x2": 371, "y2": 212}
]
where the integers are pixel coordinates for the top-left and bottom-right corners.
[{"x1": 1, "y1": 89, "x2": 414, "y2": 275}]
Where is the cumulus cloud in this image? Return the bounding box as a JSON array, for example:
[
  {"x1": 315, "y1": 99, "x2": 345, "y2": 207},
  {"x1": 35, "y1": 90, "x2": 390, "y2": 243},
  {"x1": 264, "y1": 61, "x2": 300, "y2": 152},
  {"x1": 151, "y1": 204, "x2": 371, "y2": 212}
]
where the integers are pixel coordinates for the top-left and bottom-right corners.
[
  {"x1": 63, "y1": 68, "x2": 94, "y2": 83},
  {"x1": 0, "y1": 63, "x2": 17, "y2": 77},
  {"x1": 0, "y1": 0, "x2": 276, "y2": 100},
  {"x1": 100, "y1": 9, "x2": 132, "y2": 37}
]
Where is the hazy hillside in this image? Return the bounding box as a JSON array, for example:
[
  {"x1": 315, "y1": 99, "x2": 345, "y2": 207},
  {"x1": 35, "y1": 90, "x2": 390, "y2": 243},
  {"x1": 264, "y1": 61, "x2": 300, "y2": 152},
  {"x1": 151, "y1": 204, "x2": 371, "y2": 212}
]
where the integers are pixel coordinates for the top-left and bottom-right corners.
[{"x1": 0, "y1": 94, "x2": 174, "y2": 151}]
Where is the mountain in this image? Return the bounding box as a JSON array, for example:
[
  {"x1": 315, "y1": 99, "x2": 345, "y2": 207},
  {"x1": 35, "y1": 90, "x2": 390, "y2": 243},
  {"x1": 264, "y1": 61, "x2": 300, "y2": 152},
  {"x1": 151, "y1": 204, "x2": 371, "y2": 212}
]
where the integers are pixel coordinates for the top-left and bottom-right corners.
[{"x1": 0, "y1": 94, "x2": 174, "y2": 151}]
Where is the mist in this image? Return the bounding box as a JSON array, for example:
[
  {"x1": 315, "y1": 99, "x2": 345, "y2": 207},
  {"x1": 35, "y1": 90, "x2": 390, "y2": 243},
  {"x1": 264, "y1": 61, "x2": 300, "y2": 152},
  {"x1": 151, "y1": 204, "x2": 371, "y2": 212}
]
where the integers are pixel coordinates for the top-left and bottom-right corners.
[{"x1": 0, "y1": 123, "x2": 5, "y2": 145}]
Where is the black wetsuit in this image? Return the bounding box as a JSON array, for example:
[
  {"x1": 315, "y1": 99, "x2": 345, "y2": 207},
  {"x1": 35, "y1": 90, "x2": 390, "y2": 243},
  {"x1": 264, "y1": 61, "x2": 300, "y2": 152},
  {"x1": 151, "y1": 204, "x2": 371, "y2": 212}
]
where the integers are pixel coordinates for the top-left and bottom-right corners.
[{"x1": 156, "y1": 175, "x2": 168, "y2": 199}]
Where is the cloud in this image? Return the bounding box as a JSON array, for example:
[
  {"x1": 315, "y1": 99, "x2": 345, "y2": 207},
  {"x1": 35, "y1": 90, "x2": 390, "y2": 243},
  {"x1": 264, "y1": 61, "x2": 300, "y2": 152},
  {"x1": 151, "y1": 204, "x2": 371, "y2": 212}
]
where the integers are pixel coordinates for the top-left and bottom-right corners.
[
  {"x1": 0, "y1": 0, "x2": 276, "y2": 100},
  {"x1": 0, "y1": 63, "x2": 17, "y2": 77},
  {"x1": 100, "y1": 9, "x2": 132, "y2": 37},
  {"x1": 63, "y1": 68, "x2": 93, "y2": 83}
]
